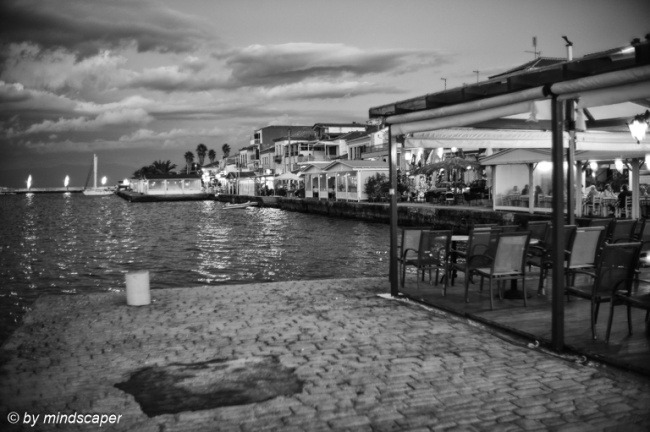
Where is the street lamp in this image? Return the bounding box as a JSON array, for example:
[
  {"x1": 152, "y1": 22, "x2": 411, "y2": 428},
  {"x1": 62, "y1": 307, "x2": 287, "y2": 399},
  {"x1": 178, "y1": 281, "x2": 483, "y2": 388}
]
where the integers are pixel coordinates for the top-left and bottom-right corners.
[{"x1": 628, "y1": 110, "x2": 650, "y2": 143}]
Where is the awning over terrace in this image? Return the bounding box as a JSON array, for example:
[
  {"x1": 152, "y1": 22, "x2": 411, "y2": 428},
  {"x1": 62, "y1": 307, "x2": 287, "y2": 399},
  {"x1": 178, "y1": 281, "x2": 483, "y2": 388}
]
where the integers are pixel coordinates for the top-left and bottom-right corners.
[{"x1": 404, "y1": 128, "x2": 650, "y2": 151}]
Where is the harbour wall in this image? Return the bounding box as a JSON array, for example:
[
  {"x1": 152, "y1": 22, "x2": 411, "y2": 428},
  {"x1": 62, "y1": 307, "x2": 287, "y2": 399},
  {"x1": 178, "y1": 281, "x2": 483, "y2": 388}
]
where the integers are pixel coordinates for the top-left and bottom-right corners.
[{"x1": 216, "y1": 194, "x2": 552, "y2": 234}]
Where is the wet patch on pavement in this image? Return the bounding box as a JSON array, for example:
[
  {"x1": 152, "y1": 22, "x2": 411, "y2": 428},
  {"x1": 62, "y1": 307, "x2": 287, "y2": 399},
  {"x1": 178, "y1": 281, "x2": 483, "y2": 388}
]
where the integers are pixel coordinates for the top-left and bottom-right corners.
[{"x1": 115, "y1": 356, "x2": 303, "y2": 417}]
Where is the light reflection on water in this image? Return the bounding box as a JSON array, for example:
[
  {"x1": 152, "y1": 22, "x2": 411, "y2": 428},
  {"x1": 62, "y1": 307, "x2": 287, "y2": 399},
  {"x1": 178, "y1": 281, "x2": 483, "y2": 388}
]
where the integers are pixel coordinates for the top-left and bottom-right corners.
[{"x1": 0, "y1": 194, "x2": 389, "y2": 343}]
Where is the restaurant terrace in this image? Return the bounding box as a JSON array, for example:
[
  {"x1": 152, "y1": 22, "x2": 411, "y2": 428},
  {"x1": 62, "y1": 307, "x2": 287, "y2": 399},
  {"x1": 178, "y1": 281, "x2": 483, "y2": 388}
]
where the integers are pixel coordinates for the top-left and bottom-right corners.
[{"x1": 369, "y1": 37, "x2": 650, "y2": 373}]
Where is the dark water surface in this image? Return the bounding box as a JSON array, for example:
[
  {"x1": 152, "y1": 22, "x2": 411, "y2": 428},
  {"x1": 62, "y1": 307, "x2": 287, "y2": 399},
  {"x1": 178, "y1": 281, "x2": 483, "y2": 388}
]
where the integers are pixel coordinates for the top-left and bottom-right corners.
[{"x1": 0, "y1": 194, "x2": 390, "y2": 343}]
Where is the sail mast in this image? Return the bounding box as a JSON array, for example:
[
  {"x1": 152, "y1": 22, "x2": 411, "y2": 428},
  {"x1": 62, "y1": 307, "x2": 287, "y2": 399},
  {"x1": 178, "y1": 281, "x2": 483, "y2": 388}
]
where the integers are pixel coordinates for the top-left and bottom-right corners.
[{"x1": 94, "y1": 154, "x2": 98, "y2": 189}]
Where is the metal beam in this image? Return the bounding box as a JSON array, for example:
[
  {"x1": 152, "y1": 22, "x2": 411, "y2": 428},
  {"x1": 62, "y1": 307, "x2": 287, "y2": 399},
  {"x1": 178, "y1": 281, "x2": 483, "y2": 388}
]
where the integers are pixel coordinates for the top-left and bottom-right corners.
[
  {"x1": 388, "y1": 126, "x2": 399, "y2": 297},
  {"x1": 551, "y1": 97, "x2": 565, "y2": 352}
]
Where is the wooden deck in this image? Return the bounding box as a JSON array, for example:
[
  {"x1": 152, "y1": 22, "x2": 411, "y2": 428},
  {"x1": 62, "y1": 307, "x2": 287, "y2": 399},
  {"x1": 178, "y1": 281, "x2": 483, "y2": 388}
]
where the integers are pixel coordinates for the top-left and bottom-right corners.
[{"x1": 399, "y1": 267, "x2": 650, "y2": 377}]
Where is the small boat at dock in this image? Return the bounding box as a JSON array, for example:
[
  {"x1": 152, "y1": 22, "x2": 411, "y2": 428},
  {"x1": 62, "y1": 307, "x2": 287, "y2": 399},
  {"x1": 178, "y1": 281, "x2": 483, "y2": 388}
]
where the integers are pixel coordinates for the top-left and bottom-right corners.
[
  {"x1": 83, "y1": 154, "x2": 113, "y2": 196},
  {"x1": 224, "y1": 201, "x2": 258, "y2": 209}
]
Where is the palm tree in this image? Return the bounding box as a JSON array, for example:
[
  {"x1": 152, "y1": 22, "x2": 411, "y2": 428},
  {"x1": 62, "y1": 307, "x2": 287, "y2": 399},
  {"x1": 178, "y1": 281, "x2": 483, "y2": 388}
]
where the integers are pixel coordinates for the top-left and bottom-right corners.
[
  {"x1": 208, "y1": 149, "x2": 216, "y2": 164},
  {"x1": 222, "y1": 143, "x2": 231, "y2": 159},
  {"x1": 151, "y1": 160, "x2": 177, "y2": 175},
  {"x1": 132, "y1": 165, "x2": 153, "y2": 179},
  {"x1": 196, "y1": 143, "x2": 207, "y2": 166},
  {"x1": 184, "y1": 151, "x2": 194, "y2": 174}
]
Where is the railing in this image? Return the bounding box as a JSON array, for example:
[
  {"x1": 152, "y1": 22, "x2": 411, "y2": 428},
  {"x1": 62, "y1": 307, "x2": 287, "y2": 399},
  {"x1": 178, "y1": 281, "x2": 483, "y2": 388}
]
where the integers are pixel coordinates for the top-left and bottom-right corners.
[{"x1": 361, "y1": 144, "x2": 389, "y2": 157}]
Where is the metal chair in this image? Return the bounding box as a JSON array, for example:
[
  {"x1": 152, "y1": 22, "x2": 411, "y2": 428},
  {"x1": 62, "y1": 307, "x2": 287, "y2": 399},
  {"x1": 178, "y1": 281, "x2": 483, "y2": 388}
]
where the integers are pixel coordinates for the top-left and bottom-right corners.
[
  {"x1": 448, "y1": 228, "x2": 496, "y2": 301},
  {"x1": 527, "y1": 225, "x2": 577, "y2": 295},
  {"x1": 564, "y1": 226, "x2": 607, "y2": 285},
  {"x1": 606, "y1": 268, "x2": 650, "y2": 342},
  {"x1": 403, "y1": 230, "x2": 452, "y2": 290},
  {"x1": 398, "y1": 227, "x2": 425, "y2": 287},
  {"x1": 585, "y1": 195, "x2": 602, "y2": 217},
  {"x1": 588, "y1": 218, "x2": 614, "y2": 242},
  {"x1": 615, "y1": 196, "x2": 633, "y2": 218},
  {"x1": 473, "y1": 231, "x2": 531, "y2": 310},
  {"x1": 609, "y1": 219, "x2": 638, "y2": 243},
  {"x1": 527, "y1": 220, "x2": 550, "y2": 247},
  {"x1": 565, "y1": 242, "x2": 642, "y2": 340}
]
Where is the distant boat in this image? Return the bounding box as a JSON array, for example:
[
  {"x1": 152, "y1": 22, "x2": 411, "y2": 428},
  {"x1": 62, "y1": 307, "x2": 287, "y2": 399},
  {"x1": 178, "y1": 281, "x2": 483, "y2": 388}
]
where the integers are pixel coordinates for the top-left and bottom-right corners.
[
  {"x1": 223, "y1": 201, "x2": 258, "y2": 209},
  {"x1": 83, "y1": 154, "x2": 113, "y2": 196}
]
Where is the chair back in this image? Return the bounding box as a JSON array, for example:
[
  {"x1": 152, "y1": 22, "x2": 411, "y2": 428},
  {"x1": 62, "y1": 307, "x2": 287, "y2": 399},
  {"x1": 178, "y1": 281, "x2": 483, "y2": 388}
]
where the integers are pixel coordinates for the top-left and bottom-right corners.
[
  {"x1": 588, "y1": 217, "x2": 614, "y2": 239},
  {"x1": 566, "y1": 226, "x2": 606, "y2": 269},
  {"x1": 544, "y1": 225, "x2": 577, "y2": 252},
  {"x1": 527, "y1": 221, "x2": 550, "y2": 243},
  {"x1": 610, "y1": 219, "x2": 638, "y2": 243},
  {"x1": 473, "y1": 223, "x2": 498, "y2": 229},
  {"x1": 399, "y1": 228, "x2": 424, "y2": 261},
  {"x1": 492, "y1": 231, "x2": 530, "y2": 273},
  {"x1": 499, "y1": 225, "x2": 520, "y2": 233},
  {"x1": 634, "y1": 217, "x2": 646, "y2": 241},
  {"x1": 593, "y1": 242, "x2": 642, "y2": 298},
  {"x1": 466, "y1": 228, "x2": 494, "y2": 257},
  {"x1": 418, "y1": 230, "x2": 452, "y2": 266}
]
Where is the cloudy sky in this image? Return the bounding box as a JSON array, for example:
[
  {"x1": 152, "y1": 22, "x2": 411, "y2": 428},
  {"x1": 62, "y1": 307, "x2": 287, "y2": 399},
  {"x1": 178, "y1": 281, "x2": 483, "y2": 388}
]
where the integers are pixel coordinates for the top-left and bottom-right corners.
[{"x1": 1, "y1": 0, "x2": 649, "y2": 188}]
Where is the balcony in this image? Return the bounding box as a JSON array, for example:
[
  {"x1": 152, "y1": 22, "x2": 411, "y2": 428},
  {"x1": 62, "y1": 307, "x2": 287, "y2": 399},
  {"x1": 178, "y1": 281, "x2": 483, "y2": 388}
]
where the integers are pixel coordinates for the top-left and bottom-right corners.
[
  {"x1": 274, "y1": 156, "x2": 283, "y2": 163},
  {"x1": 361, "y1": 144, "x2": 391, "y2": 158}
]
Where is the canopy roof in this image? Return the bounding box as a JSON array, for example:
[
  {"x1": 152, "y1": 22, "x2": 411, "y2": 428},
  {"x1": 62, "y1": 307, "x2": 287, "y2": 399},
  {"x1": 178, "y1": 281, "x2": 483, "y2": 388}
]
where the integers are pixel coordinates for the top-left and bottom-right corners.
[
  {"x1": 405, "y1": 127, "x2": 650, "y2": 152},
  {"x1": 323, "y1": 160, "x2": 388, "y2": 172},
  {"x1": 480, "y1": 148, "x2": 650, "y2": 166},
  {"x1": 275, "y1": 172, "x2": 301, "y2": 181},
  {"x1": 370, "y1": 41, "x2": 650, "y2": 124}
]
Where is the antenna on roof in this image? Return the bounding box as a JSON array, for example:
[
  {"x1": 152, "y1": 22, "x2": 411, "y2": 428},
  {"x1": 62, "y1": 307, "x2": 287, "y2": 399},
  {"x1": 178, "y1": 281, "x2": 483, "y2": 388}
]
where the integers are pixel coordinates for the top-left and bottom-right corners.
[{"x1": 525, "y1": 36, "x2": 541, "y2": 59}]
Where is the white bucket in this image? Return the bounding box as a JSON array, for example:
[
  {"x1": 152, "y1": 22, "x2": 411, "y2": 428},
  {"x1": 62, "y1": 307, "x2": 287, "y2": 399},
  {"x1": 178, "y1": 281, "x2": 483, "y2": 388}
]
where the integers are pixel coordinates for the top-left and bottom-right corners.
[{"x1": 125, "y1": 270, "x2": 151, "y2": 306}]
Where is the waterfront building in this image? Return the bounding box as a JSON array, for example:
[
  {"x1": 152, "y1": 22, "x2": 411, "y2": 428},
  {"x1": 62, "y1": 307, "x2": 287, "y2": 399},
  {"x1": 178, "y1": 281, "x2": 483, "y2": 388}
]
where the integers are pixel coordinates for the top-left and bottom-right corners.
[
  {"x1": 131, "y1": 174, "x2": 204, "y2": 195},
  {"x1": 319, "y1": 160, "x2": 389, "y2": 202}
]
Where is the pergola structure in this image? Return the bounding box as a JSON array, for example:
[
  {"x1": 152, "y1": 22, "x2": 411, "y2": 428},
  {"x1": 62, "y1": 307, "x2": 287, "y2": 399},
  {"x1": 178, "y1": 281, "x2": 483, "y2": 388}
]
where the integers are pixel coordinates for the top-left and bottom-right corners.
[{"x1": 370, "y1": 38, "x2": 650, "y2": 351}]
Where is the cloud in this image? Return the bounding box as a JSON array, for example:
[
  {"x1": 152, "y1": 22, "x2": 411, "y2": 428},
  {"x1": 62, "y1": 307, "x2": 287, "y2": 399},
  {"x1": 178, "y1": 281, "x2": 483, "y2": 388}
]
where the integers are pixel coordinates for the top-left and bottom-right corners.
[
  {"x1": 126, "y1": 65, "x2": 226, "y2": 93},
  {"x1": 0, "y1": 0, "x2": 217, "y2": 58},
  {"x1": 118, "y1": 126, "x2": 224, "y2": 143},
  {"x1": 261, "y1": 80, "x2": 404, "y2": 100},
  {"x1": 1, "y1": 44, "x2": 130, "y2": 91},
  {"x1": 22, "y1": 108, "x2": 152, "y2": 135},
  {"x1": 219, "y1": 43, "x2": 447, "y2": 88}
]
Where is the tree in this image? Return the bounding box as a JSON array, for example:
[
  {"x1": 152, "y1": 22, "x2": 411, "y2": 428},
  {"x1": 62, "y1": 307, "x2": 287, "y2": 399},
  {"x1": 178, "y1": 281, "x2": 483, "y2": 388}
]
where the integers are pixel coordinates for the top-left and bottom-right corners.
[
  {"x1": 196, "y1": 143, "x2": 207, "y2": 166},
  {"x1": 151, "y1": 160, "x2": 177, "y2": 175},
  {"x1": 132, "y1": 165, "x2": 153, "y2": 179},
  {"x1": 184, "y1": 151, "x2": 195, "y2": 174},
  {"x1": 208, "y1": 149, "x2": 216, "y2": 164},
  {"x1": 222, "y1": 143, "x2": 231, "y2": 159}
]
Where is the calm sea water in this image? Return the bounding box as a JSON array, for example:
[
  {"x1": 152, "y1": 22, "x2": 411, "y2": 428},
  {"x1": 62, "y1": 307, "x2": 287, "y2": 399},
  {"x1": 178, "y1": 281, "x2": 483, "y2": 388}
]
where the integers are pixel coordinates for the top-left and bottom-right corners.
[{"x1": 0, "y1": 194, "x2": 390, "y2": 343}]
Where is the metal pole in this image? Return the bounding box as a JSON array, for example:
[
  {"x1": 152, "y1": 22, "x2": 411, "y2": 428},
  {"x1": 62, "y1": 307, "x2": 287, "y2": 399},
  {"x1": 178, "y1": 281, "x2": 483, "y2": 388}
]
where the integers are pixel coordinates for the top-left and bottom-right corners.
[
  {"x1": 551, "y1": 96, "x2": 565, "y2": 351},
  {"x1": 388, "y1": 125, "x2": 399, "y2": 296},
  {"x1": 564, "y1": 37, "x2": 576, "y2": 225},
  {"x1": 566, "y1": 99, "x2": 576, "y2": 225}
]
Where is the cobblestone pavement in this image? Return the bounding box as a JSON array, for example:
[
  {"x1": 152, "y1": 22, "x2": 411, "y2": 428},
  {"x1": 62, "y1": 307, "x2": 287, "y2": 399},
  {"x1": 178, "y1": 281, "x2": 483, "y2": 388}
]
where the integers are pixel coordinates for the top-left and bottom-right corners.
[{"x1": 1, "y1": 277, "x2": 649, "y2": 431}]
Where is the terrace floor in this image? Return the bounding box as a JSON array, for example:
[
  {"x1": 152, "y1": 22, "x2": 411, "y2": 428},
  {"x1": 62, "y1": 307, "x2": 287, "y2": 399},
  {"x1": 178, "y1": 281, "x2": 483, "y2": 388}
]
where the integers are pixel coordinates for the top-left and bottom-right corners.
[{"x1": 399, "y1": 267, "x2": 650, "y2": 377}]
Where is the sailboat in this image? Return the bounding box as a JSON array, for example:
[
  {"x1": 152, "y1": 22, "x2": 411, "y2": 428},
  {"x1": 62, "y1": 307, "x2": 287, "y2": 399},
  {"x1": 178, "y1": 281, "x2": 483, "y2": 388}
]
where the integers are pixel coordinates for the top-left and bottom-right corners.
[{"x1": 83, "y1": 154, "x2": 113, "y2": 196}]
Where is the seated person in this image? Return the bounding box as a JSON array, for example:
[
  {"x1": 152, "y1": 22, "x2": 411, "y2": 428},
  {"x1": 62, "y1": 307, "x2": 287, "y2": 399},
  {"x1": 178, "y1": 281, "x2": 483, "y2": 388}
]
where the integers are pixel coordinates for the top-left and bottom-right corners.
[
  {"x1": 602, "y1": 184, "x2": 615, "y2": 198},
  {"x1": 616, "y1": 184, "x2": 632, "y2": 216},
  {"x1": 585, "y1": 185, "x2": 600, "y2": 199},
  {"x1": 521, "y1": 184, "x2": 529, "y2": 195}
]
